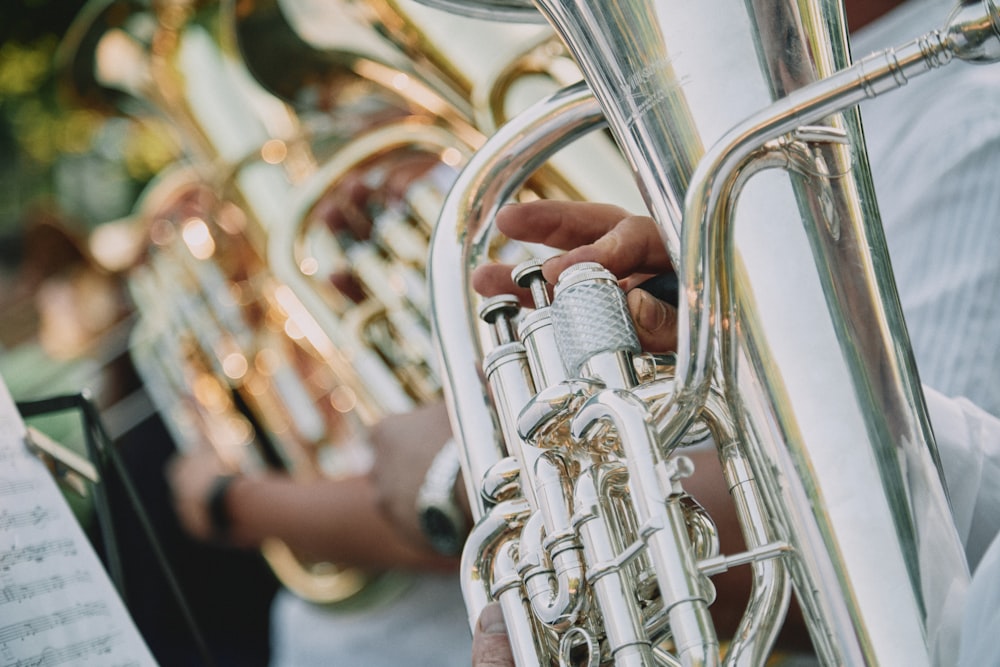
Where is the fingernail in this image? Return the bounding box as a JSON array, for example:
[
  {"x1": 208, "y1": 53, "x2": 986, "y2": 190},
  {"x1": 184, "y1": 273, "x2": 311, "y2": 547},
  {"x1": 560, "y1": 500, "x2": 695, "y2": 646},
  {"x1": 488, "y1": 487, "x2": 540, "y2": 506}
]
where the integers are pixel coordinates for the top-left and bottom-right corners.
[
  {"x1": 478, "y1": 603, "x2": 507, "y2": 635},
  {"x1": 633, "y1": 289, "x2": 667, "y2": 333}
]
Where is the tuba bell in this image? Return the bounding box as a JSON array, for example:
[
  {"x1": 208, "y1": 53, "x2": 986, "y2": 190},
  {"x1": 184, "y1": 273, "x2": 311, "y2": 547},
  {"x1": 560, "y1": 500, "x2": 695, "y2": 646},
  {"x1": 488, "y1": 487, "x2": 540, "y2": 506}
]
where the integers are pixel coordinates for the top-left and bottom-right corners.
[{"x1": 425, "y1": 0, "x2": 1000, "y2": 665}]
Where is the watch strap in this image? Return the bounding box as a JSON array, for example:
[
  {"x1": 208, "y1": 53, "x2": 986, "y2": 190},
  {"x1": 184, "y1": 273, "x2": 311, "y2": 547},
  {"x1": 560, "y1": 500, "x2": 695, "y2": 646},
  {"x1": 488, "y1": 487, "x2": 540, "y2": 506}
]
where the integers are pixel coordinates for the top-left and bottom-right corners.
[{"x1": 207, "y1": 474, "x2": 237, "y2": 541}]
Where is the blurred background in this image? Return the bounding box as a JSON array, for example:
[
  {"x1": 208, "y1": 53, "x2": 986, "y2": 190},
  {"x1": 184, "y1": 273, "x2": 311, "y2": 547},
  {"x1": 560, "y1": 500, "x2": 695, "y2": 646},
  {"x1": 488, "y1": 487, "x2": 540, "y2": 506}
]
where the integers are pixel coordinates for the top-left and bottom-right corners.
[
  {"x1": 0, "y1": 1, "x2": 279, "y2": 665},
  {"x1": 0, "y1": 0, "x2": 639, "y2": 664}
]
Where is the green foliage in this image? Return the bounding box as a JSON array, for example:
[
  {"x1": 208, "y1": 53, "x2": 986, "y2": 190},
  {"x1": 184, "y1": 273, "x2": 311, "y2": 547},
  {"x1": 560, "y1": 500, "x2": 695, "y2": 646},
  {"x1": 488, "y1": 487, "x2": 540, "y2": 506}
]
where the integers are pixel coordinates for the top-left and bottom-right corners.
[
  {"x1": 0, "y1": 0, "x2": 82, "y2": 47},
  {"x1": 0, "y1": 0, "x2": 173, "y2": 231}
]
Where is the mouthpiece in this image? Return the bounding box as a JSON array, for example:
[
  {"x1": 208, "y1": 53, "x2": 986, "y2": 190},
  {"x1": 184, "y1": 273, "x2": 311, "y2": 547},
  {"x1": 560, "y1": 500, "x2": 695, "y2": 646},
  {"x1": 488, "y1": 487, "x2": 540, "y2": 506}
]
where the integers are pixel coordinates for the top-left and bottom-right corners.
[{"x1": 945, "y1": 0, "x2": 1000, "y2": 63}]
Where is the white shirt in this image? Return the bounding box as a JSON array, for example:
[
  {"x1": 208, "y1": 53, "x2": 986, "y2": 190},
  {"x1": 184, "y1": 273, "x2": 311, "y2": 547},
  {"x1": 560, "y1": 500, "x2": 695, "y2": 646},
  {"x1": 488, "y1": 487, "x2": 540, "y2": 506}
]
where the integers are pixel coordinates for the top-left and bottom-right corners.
[
  {"x1": 269, "y1": 572, "x2": 472, "y2": 667},
  {"x1": 853, "y1": 0, "x2": 1000, "y2": 423},
  {"x1": 853, "y1": 2, "x2": 1000, "y2": 663}
]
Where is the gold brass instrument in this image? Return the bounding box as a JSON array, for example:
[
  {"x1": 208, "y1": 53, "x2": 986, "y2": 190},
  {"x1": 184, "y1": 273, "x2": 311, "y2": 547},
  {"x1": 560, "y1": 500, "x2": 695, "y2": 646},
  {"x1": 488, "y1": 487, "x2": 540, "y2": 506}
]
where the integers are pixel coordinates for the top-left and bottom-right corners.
[
  {"x1": 59, "y1": 0, "x2": 385, "y2": 604},
  {"x1": 424, "y1": 0, "x2": 1000, "y2": 665},
  {"x1": 58, "y1": 0, "x2": 474, "y2": 603},
  {"x1": 233, "y1": 0, "x2": 647, "y2": 431},
  {"x1": 127, "y1": 163, "x2": 407, "y2": 604},
  {"x1": 218, "y1": 0, "x2": 608, "y2": 418},
  {"x1": 229, "y1": 0, "x2": 642, "y2": 203}
]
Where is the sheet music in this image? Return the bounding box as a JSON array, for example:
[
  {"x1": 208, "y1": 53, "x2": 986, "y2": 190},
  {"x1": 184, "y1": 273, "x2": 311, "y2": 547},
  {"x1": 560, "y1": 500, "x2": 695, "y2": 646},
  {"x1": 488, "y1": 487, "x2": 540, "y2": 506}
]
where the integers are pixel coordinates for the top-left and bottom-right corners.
[{"x1": 0, "y1": 377, "x2": 158, "y2": 666}]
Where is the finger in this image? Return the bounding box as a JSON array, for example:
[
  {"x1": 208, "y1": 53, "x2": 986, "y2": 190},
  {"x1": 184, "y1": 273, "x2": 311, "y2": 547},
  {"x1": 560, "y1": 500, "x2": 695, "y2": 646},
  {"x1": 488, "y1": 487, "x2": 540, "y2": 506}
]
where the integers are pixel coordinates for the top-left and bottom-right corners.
[
  {"x1": 494, "y1": 200, "x2": 633, "y2": 250},
  {"x1": 619, "y1": 272, "x2": 658, "y2": 294},
  {"x1": 541, "y1": 214, "x2": 671, "y2": 284},
  {"x1": 470, "y1": 263, "x2": 535, "y2": 307},
  {"x1": 472, "y1": 603, "x2": 515, "y2": 667},
  {"x1": 627, "y1": 288, "x2": 679, "y2": 353}
]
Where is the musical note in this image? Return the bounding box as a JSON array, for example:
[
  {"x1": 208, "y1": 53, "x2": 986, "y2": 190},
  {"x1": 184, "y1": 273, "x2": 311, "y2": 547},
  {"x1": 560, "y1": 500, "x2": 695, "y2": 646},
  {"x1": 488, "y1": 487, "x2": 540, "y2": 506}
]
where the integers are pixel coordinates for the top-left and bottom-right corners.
[
  {"x1": 0, "y1": 602, "x2": 109, "y2": 643},
  {"x1": 0, "y1": 506, "x2": 53, "y2": 530},
  {"x1": 0, "y1": 376, "x2": 156, "y2": 666},
  {"x1": 0, "y1": 571, "x2": 92, "y2": 606},
  {"x1": 0, "y1": 479, "x2": 35, "y2": 497},
  {"x1": 3, "y1": 633, "x2": 144, "y2": 666},
  {"x1": 0, "y1": 540, "x2": 77, "y2": 571}
]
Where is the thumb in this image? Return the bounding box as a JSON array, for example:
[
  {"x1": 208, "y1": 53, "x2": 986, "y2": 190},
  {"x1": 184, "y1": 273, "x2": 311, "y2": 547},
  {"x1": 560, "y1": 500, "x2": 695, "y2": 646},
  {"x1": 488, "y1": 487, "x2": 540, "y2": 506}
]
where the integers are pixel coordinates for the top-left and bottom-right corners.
[
  {"x1": 472, "y1": 603, "x2": 516, "y2": 667},
  {"x1": 628, "y1": 288, "x2": 678, "y2": 353}
]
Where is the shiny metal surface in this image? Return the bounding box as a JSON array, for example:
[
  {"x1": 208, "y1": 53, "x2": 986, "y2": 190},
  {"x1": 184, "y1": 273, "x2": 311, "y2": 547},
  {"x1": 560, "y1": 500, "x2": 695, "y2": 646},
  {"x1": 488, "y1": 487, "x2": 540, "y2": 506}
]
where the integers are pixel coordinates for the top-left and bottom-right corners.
[
  {"x1": 430, "y1": 0, "x2": 1000, "y2": 664},
  {"x1": 267, "y1": 119, "x2": 472, "y2": 424},
  {"x1": 127, "y1": 165, "x2": 388, "y2": 604},
  {"x1": 428, "y1": 81, "x2": 608, "y2": 518},
  {"x1": 670, "y1": 6, "x2": 1000, "y2": 662}
]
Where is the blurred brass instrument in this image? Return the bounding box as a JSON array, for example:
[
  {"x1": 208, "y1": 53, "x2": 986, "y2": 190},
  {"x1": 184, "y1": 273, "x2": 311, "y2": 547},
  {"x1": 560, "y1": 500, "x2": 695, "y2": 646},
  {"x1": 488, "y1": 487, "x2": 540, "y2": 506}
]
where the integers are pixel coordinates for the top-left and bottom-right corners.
[
  {"x1": 58, "y1": 0, "x2": 639, "y2": 606},
  {"x1": 423, "y1": 0, "x2": 1000, "y2": 665},
  {"x1": 57, "y1": 0, "x2": 473, "y2": 603},
  {"x1": 127, "y1": 162, "x2": 402, "y2": 604},
  {"x1": 58, "y1": 0, "x2": 404, "y2": 604},
  {"x1": 222, "y1": 0, "x2": 646, "y2": 460}
]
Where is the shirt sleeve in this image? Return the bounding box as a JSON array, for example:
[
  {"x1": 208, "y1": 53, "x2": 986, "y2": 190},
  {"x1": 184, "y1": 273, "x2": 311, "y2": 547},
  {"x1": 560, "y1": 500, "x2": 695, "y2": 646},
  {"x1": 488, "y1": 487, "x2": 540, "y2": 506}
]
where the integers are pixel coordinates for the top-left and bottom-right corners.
[{"x1": 923, "y1": 385, "x2": 1000, "y2": 571}]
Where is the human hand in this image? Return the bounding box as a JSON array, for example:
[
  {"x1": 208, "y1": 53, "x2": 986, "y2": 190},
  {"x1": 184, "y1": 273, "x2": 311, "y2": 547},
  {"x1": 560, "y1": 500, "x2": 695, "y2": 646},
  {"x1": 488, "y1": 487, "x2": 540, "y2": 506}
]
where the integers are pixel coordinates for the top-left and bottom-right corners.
[
  {"x1": 164, "y1": 447, "x2": 236, "y2": 543},
  {"x1": 369, "y1": 401, "x2": 467, "y2": 550},
  {"x1": 471, "y1": 200, "x2": 679, "y2": 352},
  {"x1": 472, "y1": 602, "x2": 515, "y2": 667}
]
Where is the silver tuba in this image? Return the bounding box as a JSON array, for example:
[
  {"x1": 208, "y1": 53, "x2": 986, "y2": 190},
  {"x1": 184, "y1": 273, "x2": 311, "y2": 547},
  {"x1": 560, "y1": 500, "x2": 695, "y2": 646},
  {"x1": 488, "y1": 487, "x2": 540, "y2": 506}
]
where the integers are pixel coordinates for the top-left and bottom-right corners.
[{"x1": 425, "y1": 0, "x2": 1000, "y2": 665}]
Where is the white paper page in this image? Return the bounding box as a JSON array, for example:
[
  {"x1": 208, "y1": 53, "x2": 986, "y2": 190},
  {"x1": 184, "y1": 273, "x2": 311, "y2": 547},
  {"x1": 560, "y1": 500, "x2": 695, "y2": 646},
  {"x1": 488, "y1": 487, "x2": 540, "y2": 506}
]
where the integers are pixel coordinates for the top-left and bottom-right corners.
[{"x1": 0, "y1": 376, "x2": 158, "y2": 666}]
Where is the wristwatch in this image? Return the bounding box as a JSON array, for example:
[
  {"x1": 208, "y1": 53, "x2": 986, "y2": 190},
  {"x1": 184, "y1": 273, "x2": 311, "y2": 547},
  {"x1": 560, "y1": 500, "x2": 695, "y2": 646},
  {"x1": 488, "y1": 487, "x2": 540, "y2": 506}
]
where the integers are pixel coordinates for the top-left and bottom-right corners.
[
  {"x1": 207, "y1": 474, "x2": 238, "y2": 542},
  {"x1": 416, "y1": 438, "x2": 468, "y2": 556}
]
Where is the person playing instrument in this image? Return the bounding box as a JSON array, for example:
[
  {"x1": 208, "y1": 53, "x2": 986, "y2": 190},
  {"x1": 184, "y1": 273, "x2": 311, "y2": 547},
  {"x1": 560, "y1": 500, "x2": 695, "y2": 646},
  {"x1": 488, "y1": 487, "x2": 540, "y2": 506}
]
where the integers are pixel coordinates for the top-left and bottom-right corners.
[
  {"x1": 469, "y1": 196, "x2": 1000, "y2": 662},
  {"x1": 165, "y1": 153, "x2": 475, "y2": 667},
  {"x1": 371, "y1": 0, "x2": 1000, "y2": 663},
  {"x1": 463, "y1": 0, "x2": 1000, "y2": 662}
]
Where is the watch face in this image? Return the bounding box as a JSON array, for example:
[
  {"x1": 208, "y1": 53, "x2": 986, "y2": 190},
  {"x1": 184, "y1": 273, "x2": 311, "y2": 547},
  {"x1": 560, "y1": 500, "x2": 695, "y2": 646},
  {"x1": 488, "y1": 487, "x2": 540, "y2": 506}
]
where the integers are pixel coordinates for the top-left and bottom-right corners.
[{"x1": 421, "y1": 507, "x2": 462, "y2": 555}]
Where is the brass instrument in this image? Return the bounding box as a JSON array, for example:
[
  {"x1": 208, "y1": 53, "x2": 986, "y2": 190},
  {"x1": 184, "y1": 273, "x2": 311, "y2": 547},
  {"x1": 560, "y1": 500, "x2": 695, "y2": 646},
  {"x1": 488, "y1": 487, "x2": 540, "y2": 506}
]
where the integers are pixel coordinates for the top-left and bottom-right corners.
[
  {"x1": 58, "y1": 0, "x2": 639, "y2": 607},
  {"x1": 229, "y1": 0, "x2": 642, "y2": 203},
  {"x1": 424, "y1": 0, "x2": 1000, "y2": 665},
  {"x1": 58, "y1": 0, "x2": 469, "y2": 603},
  {"x1": 127, "y1": 163, "x2": 411, "y2": 604}
]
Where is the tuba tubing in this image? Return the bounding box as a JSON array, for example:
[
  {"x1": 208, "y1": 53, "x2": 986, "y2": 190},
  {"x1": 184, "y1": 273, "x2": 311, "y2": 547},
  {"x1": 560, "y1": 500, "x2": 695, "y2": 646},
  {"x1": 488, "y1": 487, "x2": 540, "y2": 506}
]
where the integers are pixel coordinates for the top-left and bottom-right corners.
[
  {"x1": 268, "y1": 118, "x2": 477, "y2": 423},
  {"x1": 428, "y1": 81, "x2": 607, "y2": 521},
  {"x1": 429, "y1": 0, "x2": 1000, "y2": 664}
]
